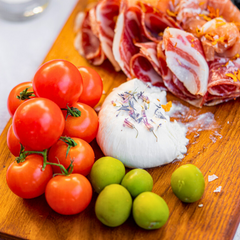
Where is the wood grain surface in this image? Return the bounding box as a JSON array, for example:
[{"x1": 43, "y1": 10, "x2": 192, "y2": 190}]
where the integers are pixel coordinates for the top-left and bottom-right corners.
[{"x1": 1, "y1": 0, "x2": 240, "y2": 239}]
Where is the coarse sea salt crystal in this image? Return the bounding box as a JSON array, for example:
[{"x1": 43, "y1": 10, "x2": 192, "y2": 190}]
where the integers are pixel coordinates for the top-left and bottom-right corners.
[
  {"x1": 218, "y1": 58, "x2": 227, "y2": 64},
  {"x1": 226, "y1": 61, "x2": 235, "y2": 68},
  {"x1": 198, "y1": 204, "x2": 203, "y2": 208},
  {"x1": 213, "y1": 186, "x2": 222, "y2": 193},
  {"x1": 208, "y1": 174, "x2": 218, "y2": 182}
]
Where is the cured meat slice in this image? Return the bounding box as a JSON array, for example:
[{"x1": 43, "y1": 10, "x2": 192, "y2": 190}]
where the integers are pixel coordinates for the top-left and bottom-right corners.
[
  {"x1": 174, "y1": 0, "x2": 207, "y2": 24},
  {"x1": 163, "y1": 27, "x2": 209, "y2": 96},
  {"x1": 96, "y1": 0, "x2": 121, "y2": 71},
  {"x1": 156, "y1": 41, "x2": 172, "y2": 81},
  {"x1": 137, "y1": 2, "x2": 181, "y2": 42},
  {"x1": 74, "y1": 7, "x2": 105, "y2": 65},
  {"x1": 200, "y1": 18, "x2": 240, "y2": 61},
  {"x1": 130, "y1": 53, "x2": 165, "y2": 87},
  {"x1": 205, "y1": 57, "x2": 240, "y2": 105},
  {"x1": 113, "y1": 5, "x2": 144, "y2": 77},
  {"x1": 130, "y1": 42, "x2": 167, "y2": 88},
  {"x1": 163, "y1": 75, "x2": 206, "y2": 107},
  {"x1": 208, "y1": 0, "x2": 240, "y2": 23}
]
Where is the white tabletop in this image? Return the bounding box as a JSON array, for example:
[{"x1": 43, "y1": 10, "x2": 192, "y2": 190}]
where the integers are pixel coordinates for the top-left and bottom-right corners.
[
  {"x1": 0, "y1": 0, "x2": 78, "y2": 134},
  {"x1": 0, "y1": 0, "x2": 240, "y2": 239}
]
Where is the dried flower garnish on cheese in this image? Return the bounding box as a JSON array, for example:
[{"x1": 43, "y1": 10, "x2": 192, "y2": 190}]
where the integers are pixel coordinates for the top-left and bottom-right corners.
[
  {"x1": 141, "y1": 109, "x2": 158, "y2": 141},
  {"x1": 123, "y1": 118, "x2": 138, "y2": 138},
  {"x1": 143, "y1": 118, "x2": 158, "y2": 142},
  {"x1": 208, "y1": 174, "x2": 218, "y2": 182},
  {"x1": 117, "y1": 104, "x2": 130, "y2": 112},
  {"x1": 213, "y1": 186, "x2": 222, "y2": 193},
  {"x1": 154, "y1": 104, "x2": 167, "y2": 120}
]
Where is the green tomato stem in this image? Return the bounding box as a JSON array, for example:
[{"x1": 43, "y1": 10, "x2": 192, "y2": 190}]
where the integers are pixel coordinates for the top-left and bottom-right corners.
[
  {"x1": 60, "y1": 136, "x2": 77, "y2": 158},
  {"x1": 17, "y1": 87, "x2": 35, "y2": 100},
  {"x1": 44, "y1": 162, "x2": 69, "y2": 175},
  {"x1": 61, "y1": 105, "x2": 81, "y2": 119}
]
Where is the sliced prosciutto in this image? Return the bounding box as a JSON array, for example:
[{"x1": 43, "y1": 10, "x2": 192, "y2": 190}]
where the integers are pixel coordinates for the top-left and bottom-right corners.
[
  {"x1": 113, "y1": 5, "x2": 144, "y2": 77},
  {"x1": 74, "y1": 7, "x2": 105, "y2": 65},
  {"x1": 74, "y1": 0, "x2": 240, "y2": 108},
  {"x1": 137, "y1": 2, "x2": 181, "y2": 42},
  {"x1": 130, "y1": 42, "x2": 167, "y2": 88},
  {"x1": 112, "y1": 0, "x2": 181, "y2": 77},
  {"x1": 175, "y1": 0, "x2": 207, "y2": 24},
  {"x1": 163, "y1": 28, "x2": 209, "y2": 96},
  {"x1": 96, "y1": 0, "x2": 121, "y2": 71},
  {"x1": 130, "y1": 53, "x2": 164, "y2": 87},
  {"x1": 164, "y1": 75, "x2": 206, "y2": 107},
  {"x1": 205, "y1": 57, "x2": 240, "y2": 106}
]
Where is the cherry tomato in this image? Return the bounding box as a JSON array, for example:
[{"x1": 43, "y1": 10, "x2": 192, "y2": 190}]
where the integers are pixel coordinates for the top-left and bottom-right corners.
[
  {"x1": 62, "y1": 102, "x2": 99, "y2": 143},
  {"x1": 32, "y1": 59, "x2": 83, "y2": 108},
  {"x1": 7, "y1": 81, "x2": 34, "y2": 117},
  {"x1": 12, "y1": 98, "x2": 65, "y2": 151},
  {"x1": 7, "y1": 124, "x2": 21, "y2": 157},
  {"x1": 45, "y1": 174, "x2": 92, "y2": 215},
  {"x1": 48, "y1": 137, "x2": 95, "y2": 176},
  {"x1": 6, "y1": 154, "x2": 53, "y2": 199},
  {"x1": 78, "y1": 66, "x2": 103, "y2": 108}
]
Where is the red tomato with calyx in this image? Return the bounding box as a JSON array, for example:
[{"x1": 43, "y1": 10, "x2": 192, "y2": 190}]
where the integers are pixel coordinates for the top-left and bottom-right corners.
[
  {"x1": 32, "y1": 59, "x2": 83, "y2": 108},
  {"x1": 12, "y1": 98, "x2": 65, "y2": 151},
  {"x1": 62, "y1": 102, "x2": 99, "y2": 143},
  {"x1": 45, "y1": 174, "x2": 92, "y2": 215},
  {"x1": 6, "y1": 154, "x2": 53, "y2": 199},
  {"x1": 48, "y1": 137, "x2": 95, "y2": 176},
  {"x1": 7, "y1": 124, "x2": 21, "y2": 157},
  {"x1": 7, "y1": 81, "x2": 34, "y2": 117},
  {"x1": 78, "y1": 66, "x2": 103, "y2": 108}
]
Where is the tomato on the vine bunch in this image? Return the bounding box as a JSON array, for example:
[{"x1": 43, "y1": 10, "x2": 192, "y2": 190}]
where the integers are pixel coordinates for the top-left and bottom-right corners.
[
  {"x1": 12, "y1": 98, "x2": 65, "y2": 151},
  {"x1": 78, "y1": 66, "x2": 103, "y2": 108},
  {"x1": 48, "y1": 137, "x2": 95, "y2": 176},
  {"x1": 6, "y1": 154, "x2": 53, "y2": 199},
  {"x1": 6, "y1": 59, "x2": 104, "y2": 215},
  {"x1": 62, "y1": 102, "x2": 99, "y2": 143},
  {"x1": 7, "y1": 81, "x2": 35, "y2": 117},
  {"x1": 32, "y1": 59, "x2": 83, "y2": 108},
  {"x1": 45, "y1": 173, "x2": 92, "y2": 215},
  {"x1": 7, "y1": 124, "x2": 21, "y2": 157}
]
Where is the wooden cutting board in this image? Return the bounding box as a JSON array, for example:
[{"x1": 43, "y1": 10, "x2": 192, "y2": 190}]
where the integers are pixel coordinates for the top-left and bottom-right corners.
[{"x1": 1, "y1": 1, "x2": 240, "y2": 239}]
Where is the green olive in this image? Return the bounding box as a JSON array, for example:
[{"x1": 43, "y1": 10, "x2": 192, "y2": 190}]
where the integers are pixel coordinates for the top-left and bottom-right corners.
[
  {"x1": 90, "y1": 156, "x2": 125, "y2": 193},
  {"x1": 132, "y1": 192, "x2": 169, "y2": 230},
  {"x1": 121, "y1": 168, "x2": 153, "y2": 198},
  {"x1": 171, "y1": 164, "x2": 205, "y2": 203},
  {"x1": 95, "y1": 184, "x2": 132, "y2": 227}
]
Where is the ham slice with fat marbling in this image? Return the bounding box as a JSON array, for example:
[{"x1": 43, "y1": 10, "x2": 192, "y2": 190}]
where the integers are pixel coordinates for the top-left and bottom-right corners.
[
  {"x1": 130, "y1": 42, "x2": 167, "y2": 88},
  {"x1": 137, "y1": 2, "x2": 181, "y2": 42},
  {"x1": 205, "y1": 57, "x2": 240, "y2": 105},
  {"x1": 96, "y1": 0, "x2": 121, "y2": 71},
  {"x1": 163, "y1": 28, "x2": 209, "y2": 96},
  {"x1": 74, "y1": 7, "x2": 105, "y2": 65},
  {"x1": 113, "y1": 4, "x2": 144, "y2": 77}
]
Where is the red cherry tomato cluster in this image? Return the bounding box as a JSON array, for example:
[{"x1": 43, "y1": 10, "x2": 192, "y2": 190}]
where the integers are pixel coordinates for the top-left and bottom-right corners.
[{"x1": 6, "y1": 59, "x2": 103, "y2": 215}]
